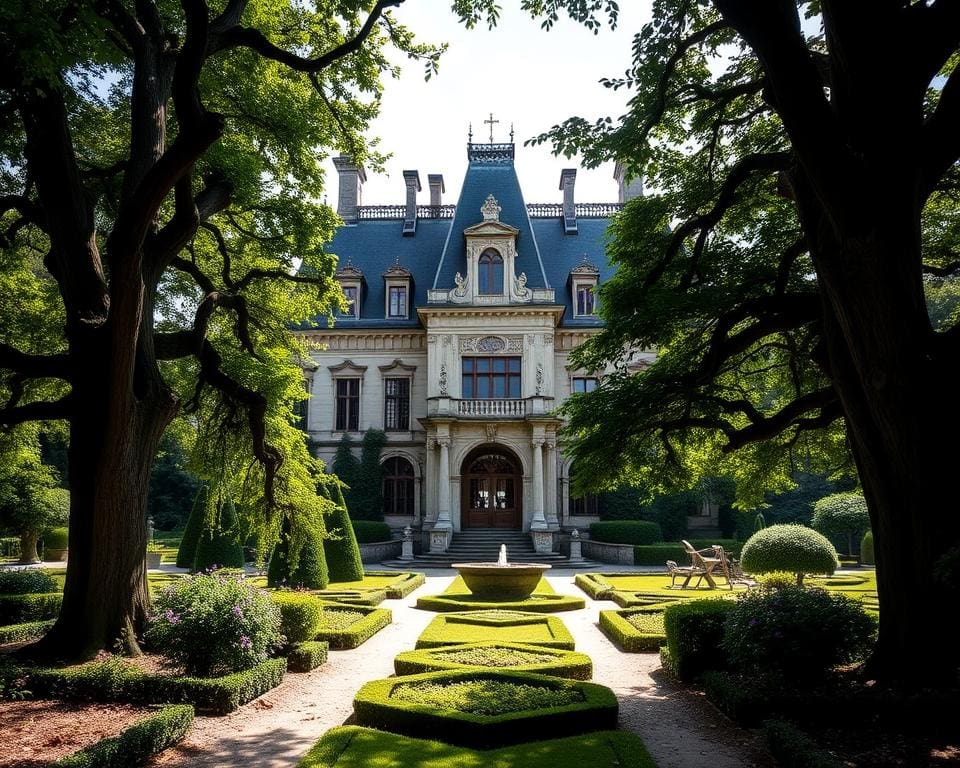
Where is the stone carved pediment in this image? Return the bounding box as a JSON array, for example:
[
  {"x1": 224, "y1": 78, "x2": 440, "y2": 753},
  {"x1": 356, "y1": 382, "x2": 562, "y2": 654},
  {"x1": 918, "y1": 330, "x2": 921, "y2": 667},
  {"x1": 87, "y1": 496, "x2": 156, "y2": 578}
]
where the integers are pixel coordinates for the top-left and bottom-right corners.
[{"x1": 463, "y1": 220, "x2": 519, "y2": 237}]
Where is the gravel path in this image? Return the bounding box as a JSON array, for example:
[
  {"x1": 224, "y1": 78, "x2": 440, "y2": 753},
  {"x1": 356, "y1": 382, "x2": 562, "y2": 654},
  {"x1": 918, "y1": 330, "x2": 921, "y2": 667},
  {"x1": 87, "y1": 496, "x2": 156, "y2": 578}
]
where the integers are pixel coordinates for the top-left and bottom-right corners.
[{"x1": 150, "y1": 571, "x2": 773, "y2": 768}]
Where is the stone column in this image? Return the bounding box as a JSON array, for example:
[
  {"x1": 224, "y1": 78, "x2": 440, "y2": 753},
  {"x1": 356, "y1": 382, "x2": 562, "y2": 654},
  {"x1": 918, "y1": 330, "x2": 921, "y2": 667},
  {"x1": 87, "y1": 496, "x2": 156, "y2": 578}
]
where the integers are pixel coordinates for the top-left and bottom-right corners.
[
  {"x1": 530, "y1": 439, "x2": 553, "y2": 553},
  {"x1": 544, "y1": 441, "x2": 559, "y2": 529},
  {"x1": 431, "y1": 438, "x2": 452, "y2": 552}
]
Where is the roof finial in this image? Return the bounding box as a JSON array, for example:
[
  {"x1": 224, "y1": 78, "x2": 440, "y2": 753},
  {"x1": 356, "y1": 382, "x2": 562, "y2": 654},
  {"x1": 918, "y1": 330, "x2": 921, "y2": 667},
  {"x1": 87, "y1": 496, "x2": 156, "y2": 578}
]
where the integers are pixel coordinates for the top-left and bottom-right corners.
[
  {"x1": 484, "y1": 112, "x2": 500, "y2": 143},
  {"x1": 510, "y1": 123, "x2": 515, "y2": 142},
  {"x1": 468, "y1": 122, "x2": 473, "y2": 143}
]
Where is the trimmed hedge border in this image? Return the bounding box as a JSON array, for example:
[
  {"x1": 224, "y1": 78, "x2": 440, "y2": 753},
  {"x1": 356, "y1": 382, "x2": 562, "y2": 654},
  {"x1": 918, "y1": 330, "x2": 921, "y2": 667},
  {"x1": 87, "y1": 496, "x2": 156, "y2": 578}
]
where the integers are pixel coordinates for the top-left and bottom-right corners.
[
  {"x1": 633, "y1": 539, "x2": 742, "y2": 566},
  {"x1": 296, "y1": 726, "x2": 657, "y2": 768},
  {"x1": 416, "y1": 592, "x2": 585, "y2": 613},
  {"x1": 589, "y1": 521, "x2": 663, "y2": 545},
  {"x1": 50, "y1": 704, "x2": 193, "y2": 768},
  {"x1": 29, "y1": 657, "x2": 286, "y2": 716},
  {"x1": 287, "y1": 641, "x2": 329, "y2": 673},
  {"x1": 352, "y1": 669, "x2": 618, "y2": 749},
  {"x1": 574, "y1": 573, "x2": 615, "y2": 600},
  {"x1": 662, "y1": 599, "x2": 736, "y2": 682},
  {"x1": 363, "y1": 570, "x2": 426, "y2": 599},
  {"x1": 416, "y1": 611, "x2": 576, "y2": 650},
  {"x1": 315, "y1": 604, "x2": 392, "y2": 649},
  {"x1": 599, "y1": 608, "x2": 668, "y2": 652},
  {"x1": 763, "y1": 720, "x2": 844, "y2": 768},
  {"x1": 0, "y1": 592, "x2": 62, "y2": 624},
  {"x1": 309, "y1": 588, "x2": 387, "y2": 607},
  {"x1": 0, "y1": 618, "x2": 55, "y2": 644},
  {"x1": 394, "y1": 642, "x2": 593, "y2": 680},
  {"x1": 606, "y1": 591, "x2": 688, "y2": 608}
]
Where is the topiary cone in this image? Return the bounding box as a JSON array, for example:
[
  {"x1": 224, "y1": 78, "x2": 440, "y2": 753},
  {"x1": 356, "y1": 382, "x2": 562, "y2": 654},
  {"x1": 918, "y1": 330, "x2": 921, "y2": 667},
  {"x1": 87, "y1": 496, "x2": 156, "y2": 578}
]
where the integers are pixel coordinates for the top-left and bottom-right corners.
[
  {"x1": 176, "y1": 484, "x2": 208, "y2": 568},
  {"x1": 321, "y1": 476, "x2": 365, "y2": 582},
  {"x1": 268, "y1": 515, "x2": 329, "y2": 589},
  {"x1": 193, "y1": 497, "x2": 245, "y2": 571}
]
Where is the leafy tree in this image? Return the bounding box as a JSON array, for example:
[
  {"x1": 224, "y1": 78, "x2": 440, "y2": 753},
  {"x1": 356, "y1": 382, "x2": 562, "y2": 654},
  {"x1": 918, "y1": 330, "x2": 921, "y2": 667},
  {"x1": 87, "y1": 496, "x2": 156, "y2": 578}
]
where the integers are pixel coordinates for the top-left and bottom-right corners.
[
  {"x1": 0, "y1": 426, "x2": 68, "y2": 563},
  {"x1": 485, "y1": 0, "x2": 960, "y2": 684},
  {"x1": 193, "y1": 497, "x2": 245, "y2": 571},
  {"x1": 740, "y1": 524, "x2": 839, "y2": 586},
  {"x1": 812, "y1": 492, "x2": 870, "y2": 557},
  {"x1": 350, "y1": 429, "x2": 386, "y2": 521},
  {"x1": 332, "y1": 433, "x2": 360, "y2": 514},
  {"x1": 148, "y1": 431, "x2": 202, "y2": 531},
  {"x1": 0, "y1": 0, "x2": 441, "y2": 660}
]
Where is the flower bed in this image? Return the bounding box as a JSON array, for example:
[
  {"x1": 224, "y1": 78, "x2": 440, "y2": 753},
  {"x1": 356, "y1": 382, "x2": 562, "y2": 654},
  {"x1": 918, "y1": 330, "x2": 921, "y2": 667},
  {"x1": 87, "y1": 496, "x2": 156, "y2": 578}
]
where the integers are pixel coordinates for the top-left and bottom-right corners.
[
  {"x1": 352, "y1": 669, "x2": 618, "y2": 748},
  {"x1": 415, "y1": 610, "x2": 575, "y2": 650},
  {"x1": 394, "y1": 641, "x2": 592, "y2": 680}
]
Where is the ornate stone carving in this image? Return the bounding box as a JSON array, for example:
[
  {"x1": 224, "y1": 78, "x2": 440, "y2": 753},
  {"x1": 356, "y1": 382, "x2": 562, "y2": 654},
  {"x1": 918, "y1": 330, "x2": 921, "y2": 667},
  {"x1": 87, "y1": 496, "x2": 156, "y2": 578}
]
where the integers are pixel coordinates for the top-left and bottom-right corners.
[
  {"x1": 426, "y1": 437, "x2": 437, "y2": 451},
  {"x1": 507, "y1": 336, "x2": 523, "y2": 352},
  {"x1": 570, "y1": 255, "x2": 600, "y2": 276},
  {"x1": 481, "y1": 194, "x2": 502, "y2": 221},
  {"x1": 439, "y1": 363, "x2": 448, "y2": 395},
  {"x1": 513, "y1": 271, "x2": 530, "y2": 299},
  {"x1": 460, "y1": 335, "x2": 521, "y2": 354},
  {"x1": 535, "y1": 364, "x2": 544, "y2": 395},
  {"x1": 542, "y1": 334, "x2": 554, "y2": 346},
  {"x1": 453, "y1": 272, "x2": 468, "y2": 298},
  {"x1": 478, "y1": 336, "x2": 506, "y2": 353},
  {"x1": 484, "y1": 423, "x2": 498, "y2": 442}
]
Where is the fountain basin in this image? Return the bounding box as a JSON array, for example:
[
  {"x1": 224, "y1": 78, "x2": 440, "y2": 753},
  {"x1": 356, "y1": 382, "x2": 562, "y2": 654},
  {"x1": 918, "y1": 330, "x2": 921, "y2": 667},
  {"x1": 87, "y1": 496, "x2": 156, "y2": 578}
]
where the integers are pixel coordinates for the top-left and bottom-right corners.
[{"x1": 452, "y1": 563, "x2": 552, "y2": 600}]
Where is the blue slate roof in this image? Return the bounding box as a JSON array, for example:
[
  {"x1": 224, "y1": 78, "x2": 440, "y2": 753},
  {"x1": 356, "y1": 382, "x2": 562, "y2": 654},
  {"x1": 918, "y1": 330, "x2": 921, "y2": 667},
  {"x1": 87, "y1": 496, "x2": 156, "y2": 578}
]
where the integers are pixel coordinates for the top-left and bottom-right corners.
[{"x1": 307, "y1": 143, "x2": 618, "y2": 329}]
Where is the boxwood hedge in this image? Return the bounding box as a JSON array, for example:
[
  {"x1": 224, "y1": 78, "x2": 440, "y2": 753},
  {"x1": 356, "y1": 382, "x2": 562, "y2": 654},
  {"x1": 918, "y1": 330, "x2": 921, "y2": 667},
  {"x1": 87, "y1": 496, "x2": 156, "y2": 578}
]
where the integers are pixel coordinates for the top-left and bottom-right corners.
[
  {"x1": 599, "y1": 608, "x2": 669, "y2": 652},
  {"x1": 0, "y1": 592, "x2": 62, "y2": 624},
  {"x1": 0, "y1": 618, "x2": 55, "y2": 644},
  {"x1": 287, "y1": 641, "x2": 329, "y2": 673},
  {"x1": 589, "y1": 521, "x2": 662, "y2": 545},
  {"x1": 0, "y1": 569, "x2": 59, "y2": 595},
  {"x1": 394, "y1": 642, "x2": 593, "y2": 680},
  {"x1": 662, "y1": 599, "x2": 736, "y2": 681},
  {"x1": 50, "y1": 704, "x2": 193, "y2": 768},
  {"x1": 314, "y1": 604, "x2": 392, "y2": 649},
  {"x1": 363, "y1": 571, "x2": 426, "y2": 599},
  {"x1": 352, "y1": 669, "x2": 618, "y2": 749},
  {"x1": 416, "y1": 611, "x2": 576, "y2": 650}
]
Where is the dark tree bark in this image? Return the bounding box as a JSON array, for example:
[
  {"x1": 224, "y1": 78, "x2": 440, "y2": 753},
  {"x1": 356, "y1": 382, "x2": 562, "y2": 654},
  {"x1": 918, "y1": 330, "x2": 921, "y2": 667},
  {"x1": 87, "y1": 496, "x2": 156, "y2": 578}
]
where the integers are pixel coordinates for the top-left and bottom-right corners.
[{"x1": 18, "y1": 532, "x2": 39, "y2": 564}]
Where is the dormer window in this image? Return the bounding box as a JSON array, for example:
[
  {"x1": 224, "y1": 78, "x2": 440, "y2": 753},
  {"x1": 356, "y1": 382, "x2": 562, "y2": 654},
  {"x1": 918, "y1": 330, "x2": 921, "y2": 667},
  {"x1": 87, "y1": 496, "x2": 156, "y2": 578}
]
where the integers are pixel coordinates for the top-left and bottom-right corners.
[
  {"x1": 335, "y1": 261, "x2": 364, "y2": 319},
  {"x1": 383, "y1": 261, "x2": 413, "y2": 319},
  {"x1": 478, "y1": 249, "x2": 504, "y2": 295},
  {"x1": 569, "y1": 256, "x2": 600, "y2": 318}
]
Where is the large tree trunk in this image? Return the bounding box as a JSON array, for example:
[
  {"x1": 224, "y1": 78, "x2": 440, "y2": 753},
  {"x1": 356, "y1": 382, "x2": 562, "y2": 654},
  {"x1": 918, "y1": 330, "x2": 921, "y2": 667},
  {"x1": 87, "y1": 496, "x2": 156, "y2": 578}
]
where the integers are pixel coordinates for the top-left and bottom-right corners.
[
  {"x1": 18, "y1": 532, "x2": 39, "y2": 564},
  {"x1": 804, "y1": 176, "x2": 960, "y2": 685},
  {"x1": 29, "y1": 326, "x2": 176, "y2": 661}
]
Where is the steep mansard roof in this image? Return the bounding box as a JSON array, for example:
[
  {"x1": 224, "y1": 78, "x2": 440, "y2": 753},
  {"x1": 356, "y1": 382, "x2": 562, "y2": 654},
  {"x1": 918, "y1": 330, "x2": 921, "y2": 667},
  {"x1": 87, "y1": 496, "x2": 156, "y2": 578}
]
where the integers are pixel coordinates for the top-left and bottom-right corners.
[{"x1": 314, "y1": 142, "x2": 621, "y2": 330}]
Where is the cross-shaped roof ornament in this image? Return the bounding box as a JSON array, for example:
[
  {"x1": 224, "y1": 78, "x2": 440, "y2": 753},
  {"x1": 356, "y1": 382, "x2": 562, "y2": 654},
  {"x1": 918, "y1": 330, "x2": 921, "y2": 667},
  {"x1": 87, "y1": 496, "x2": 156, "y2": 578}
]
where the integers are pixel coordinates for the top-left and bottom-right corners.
[{"x1": 484, "y1": 112, "x2": 499, "y2": 143}]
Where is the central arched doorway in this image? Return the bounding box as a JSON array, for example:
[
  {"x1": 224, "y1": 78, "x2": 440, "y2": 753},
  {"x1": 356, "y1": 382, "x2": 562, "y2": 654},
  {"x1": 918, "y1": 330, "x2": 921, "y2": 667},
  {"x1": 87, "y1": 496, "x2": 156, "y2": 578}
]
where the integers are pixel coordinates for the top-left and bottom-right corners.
[{"x1": 461, "y1": 445, "x2": 523, "y2": 529}]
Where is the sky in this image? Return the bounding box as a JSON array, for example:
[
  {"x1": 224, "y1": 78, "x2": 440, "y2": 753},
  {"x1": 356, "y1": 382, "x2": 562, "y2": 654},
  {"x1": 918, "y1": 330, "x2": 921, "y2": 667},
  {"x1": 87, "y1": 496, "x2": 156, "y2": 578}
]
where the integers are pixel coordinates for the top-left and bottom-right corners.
[{"x1": 326, "y1": 1, "x2": 653, "y2": 209}]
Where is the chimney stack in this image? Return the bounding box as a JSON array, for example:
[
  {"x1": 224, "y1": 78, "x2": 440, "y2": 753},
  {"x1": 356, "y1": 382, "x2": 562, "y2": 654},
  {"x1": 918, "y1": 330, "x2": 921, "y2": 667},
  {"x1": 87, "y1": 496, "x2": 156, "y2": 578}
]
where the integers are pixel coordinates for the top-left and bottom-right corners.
[
  {"x1": 402, "y1": 170, "x2": 421, "y2": 236},
  {"x1": 333, "y1": 156, "x2": 366, "y2": 223},
  {"x1": 613, "y1": 161, "x2": 644, "y2": 203},
  {"x1": 428, "y1": 174, "x2": 445, "y2": 208},
  {"x1": 559, "y1": 168, "x2": 577, "y2": 235}
]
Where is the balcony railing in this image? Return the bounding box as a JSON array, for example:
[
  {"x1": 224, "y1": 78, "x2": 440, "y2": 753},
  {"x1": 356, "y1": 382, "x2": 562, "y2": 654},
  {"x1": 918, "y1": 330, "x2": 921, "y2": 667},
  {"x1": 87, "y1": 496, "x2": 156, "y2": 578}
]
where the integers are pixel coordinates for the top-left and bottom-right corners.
[{"x1": 457, "y1": 399, "x2": 527, "y2": 418}]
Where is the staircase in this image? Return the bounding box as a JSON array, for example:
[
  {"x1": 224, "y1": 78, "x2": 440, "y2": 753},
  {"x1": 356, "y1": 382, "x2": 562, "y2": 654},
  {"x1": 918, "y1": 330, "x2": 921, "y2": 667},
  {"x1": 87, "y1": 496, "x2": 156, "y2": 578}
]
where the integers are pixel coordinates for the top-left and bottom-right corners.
[{"x1": 384, "y1": 529, "x2": 584, "y2": 568}]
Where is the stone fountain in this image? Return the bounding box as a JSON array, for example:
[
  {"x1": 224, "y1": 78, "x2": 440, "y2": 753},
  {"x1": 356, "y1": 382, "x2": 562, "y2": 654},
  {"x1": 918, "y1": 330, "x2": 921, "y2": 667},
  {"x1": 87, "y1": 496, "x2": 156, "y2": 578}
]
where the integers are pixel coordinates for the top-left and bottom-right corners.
[{"x1": 452, "y1": 544, "x2": 551, "y2": 600}]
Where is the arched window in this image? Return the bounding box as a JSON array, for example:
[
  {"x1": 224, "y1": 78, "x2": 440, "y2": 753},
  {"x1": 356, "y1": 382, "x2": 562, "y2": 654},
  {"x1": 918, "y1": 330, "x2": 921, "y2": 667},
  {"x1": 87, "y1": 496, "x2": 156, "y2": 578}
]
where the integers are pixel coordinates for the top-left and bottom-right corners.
[
  {"x1": 569, "y1": 463, "x2": 598, "y2": 517},
  {"x1": 382, "y1": 456, "x2": 415, "y2": 517},
  {"x1": 478, "y1": 249, "x2": 504, "y2": 295}
]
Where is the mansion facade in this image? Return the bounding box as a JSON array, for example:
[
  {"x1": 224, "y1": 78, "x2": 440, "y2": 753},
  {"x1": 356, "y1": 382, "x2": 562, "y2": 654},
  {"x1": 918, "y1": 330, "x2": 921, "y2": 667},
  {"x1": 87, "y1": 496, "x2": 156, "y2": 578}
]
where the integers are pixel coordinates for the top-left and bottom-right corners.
[{"x1": 297, "y1": 139, "x2": 645, "y2": 554}]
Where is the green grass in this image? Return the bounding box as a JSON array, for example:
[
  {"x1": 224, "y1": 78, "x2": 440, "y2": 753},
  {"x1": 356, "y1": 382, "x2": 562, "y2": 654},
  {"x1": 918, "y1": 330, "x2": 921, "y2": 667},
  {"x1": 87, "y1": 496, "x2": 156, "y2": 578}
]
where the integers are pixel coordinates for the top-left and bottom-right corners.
[
  {"x1": 416, "y1": 575, "x2": 585, "y2": 613},
  {"x1": 390, "y1": 678, "x2": 584, "y2": 714},
  {"x1": 416, "y1": 611, "x2": 576, "y2": 650},
  {"x1": 298, "y1": 726, "x2": 656, "y2": 768}
]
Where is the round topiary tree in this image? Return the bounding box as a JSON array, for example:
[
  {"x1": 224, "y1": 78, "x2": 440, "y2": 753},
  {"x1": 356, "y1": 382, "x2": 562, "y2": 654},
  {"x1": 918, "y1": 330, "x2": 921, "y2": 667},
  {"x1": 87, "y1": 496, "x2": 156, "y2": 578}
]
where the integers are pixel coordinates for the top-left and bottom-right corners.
[
  {"x1": 320, "y1": 475, "x2": 364, "y2": 583},
  {"x1": 176, "y1": 484, "x2": 208, "y2": 568},
  {"x1": 193, "y1": 497, "x2": 245, "y2": 571},
  {"x1": 740, "y1": 524, "x2": 839, "y2": 586},
  {"x1": 811, "y1": 493, "x2": 870, "y2": 557}
]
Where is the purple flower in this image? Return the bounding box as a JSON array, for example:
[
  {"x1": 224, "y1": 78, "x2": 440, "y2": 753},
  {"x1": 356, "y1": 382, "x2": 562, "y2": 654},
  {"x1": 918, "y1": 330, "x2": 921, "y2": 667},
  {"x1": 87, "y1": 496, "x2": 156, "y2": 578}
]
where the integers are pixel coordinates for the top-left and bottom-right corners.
[
  {"x1": 232, "y1": 605, "x2": 243, "y2": 617},
  {"x1": 164, "y1": 609, "x2": 181, "y2": 625},
  {"x1": 749, "y1": 618, "x2": 758, "y2": 626},
  {"x1": 239, "y1": 635, "x2": 252, "y2": 650}
]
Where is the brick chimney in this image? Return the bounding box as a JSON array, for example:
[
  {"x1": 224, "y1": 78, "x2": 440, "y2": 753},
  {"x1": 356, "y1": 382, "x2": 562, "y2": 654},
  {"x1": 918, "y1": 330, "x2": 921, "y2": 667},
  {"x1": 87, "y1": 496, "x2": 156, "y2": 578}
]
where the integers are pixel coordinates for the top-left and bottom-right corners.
[
  {"x1": 428, "y1": 174, "x2": 445, "y2": 208},
  {"x1": 333, "y1": 156, "x2": 366, "y2": 223},
  {"x1": 559, "y1": 168, "x2": 577, "y2": 234}
]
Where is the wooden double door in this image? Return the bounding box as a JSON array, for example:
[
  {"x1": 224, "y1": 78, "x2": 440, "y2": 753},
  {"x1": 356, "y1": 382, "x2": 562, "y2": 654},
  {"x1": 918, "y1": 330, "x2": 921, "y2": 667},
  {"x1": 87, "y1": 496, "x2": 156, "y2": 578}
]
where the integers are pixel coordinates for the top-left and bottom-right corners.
[{"x1": 461, "y1": 448, "x2": 522, "y2": 528}]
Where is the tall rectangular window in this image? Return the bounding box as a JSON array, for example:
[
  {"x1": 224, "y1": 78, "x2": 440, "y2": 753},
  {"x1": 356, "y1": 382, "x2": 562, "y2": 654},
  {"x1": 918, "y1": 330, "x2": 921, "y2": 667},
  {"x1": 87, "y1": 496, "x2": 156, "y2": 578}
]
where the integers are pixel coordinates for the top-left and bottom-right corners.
[
  {"x1": 572, "y1": 377, "x2": 598, "y2": 393},
  {"x1": 384, "y1": 378, "x2": 410, "y2": 431},
  {"x1": 388, "y1": 286, "x2": 407, "y2": 318},
  {"x1": 339, "y1": 286, "x2": 358, "y2": 318},
  {"x1": 335, "y1": 378, "x2": 360, "y2": 431},
  {"x1": 576, "y1": 285, "x2": 596, "y2": 316},
  {"x1": 461, "y1": 357, "x2": 521, "y2": 399}
]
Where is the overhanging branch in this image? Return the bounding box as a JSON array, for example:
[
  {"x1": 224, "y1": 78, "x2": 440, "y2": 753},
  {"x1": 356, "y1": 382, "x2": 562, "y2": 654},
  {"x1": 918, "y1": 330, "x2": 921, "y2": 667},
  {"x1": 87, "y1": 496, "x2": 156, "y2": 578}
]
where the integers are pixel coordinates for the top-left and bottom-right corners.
[{"x1": 0, "y1": 343, "x2": 71, "y2": 379}]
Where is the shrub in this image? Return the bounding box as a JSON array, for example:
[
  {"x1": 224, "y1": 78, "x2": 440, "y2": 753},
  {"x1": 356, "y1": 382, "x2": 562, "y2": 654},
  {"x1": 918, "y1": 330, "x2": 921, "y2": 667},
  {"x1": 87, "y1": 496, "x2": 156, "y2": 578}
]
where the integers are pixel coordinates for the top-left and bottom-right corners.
[
  {"x1": 599, "y1": 608, "x2": 666, "y2": 652},
  {"x1": 287, "y1": 640, "x2": 328, "y2": 673},
  {"x1": 315, "y1": 605, "x2": 392, "y2": 649},
  {"x1": 589, "y1": 521, "x2": 663, "y2": 545},
  {"x1": 763, "y1": 720, "x2": 844, "y2": 768},
  {"x1": 662, "y1": 599, "x2": 736, "y2": 681},
  {"x1": 0, "y1": 618, "x2": 55, "y2": 644},
  {"x1": 861, "y1": 531, "x2": 874, "y2": 565},
  {"x1": 351, "y1": 520, "x2": 391, "y2": 543},
  {"x1": 176, "y1": 485, "x2": 207, "y2": 568},
  {"x1": 756, "y1": 571, "x2": 798, "y2": 590},
  {"x1": 394, "y1": 643, "x2": 592, "y2": 680},
  {"x1": 271, "y1": 591, "x2": 324, "y2": 643},
  {"x1": 811, "y1": 493, "x2": 870, "y2": 556},
  {"x1": 0, "y1": 592, "x2": 62, "y2": 624},
  {"x1": 321, "y1": 477, "x2": 364, "y2": 582},
  {"x1": 193, "y1": 498, "x2": 244, "y2": 571},
  {"x1": 44, "y1": 526, "x2": 69, "y2": 550},
  {"x1": 145, "y1": 572, "x2": 282, "y2": 676},
  {"x1": 416, "y1": 611, "x2": 575, "y2": 650},
  {"x1": 50, "y1": 704, "x2": 194, "y2": 768},
  {"x1": 0, "y1": 569, "x2": 58, "y2": 595},
  {"x1": 267, "y1": 517, "x2": 329, "y2": 590},
  {"x1": 740, "y1": 524, "x2": 839, "y2": 585},
  {"x1": 632, "y1": 540, "x2": 742, "y2": 566},
  {"x1": 722, "y1": 586, "x2": 876, "y2": 681}
]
